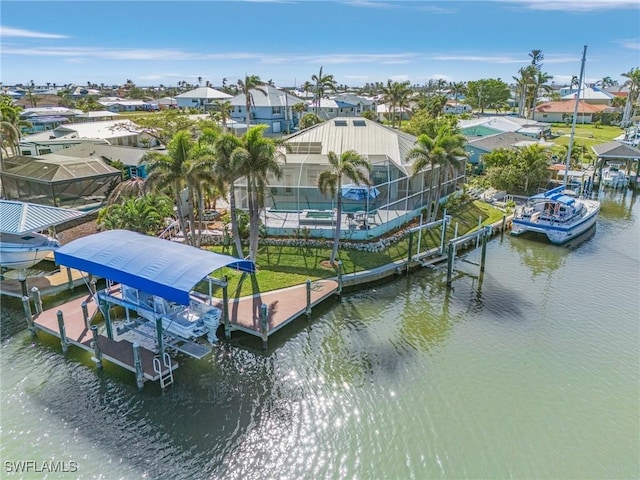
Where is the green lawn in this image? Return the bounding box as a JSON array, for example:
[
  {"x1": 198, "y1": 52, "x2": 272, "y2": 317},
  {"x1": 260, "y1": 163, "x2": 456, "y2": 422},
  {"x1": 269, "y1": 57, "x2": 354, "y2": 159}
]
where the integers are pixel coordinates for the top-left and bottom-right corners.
[
  {"x1": 204, "y1": 200, "x2": 504, "y2": 297},
  {"x1": 549, "y1": 123, "x2": 624, "y2": 149}
]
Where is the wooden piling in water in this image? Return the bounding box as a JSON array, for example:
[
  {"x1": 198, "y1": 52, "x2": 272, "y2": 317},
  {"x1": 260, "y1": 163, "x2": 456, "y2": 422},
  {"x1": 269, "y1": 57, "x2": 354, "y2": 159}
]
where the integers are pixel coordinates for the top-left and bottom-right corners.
[
  {"x1": 19, "y1": 274, "x2": 28, "y2": 298},
  {"x1": 56, "y1": 310, "x2": 68, "y2": 354},
  {"x1": 132, "y1": 343, "x2": 144, "y2": 390},
  {"x1": 90, "y1": 325, "x2": 102, "y2": 370},
  {"x1": 306, "y1": 279, "x2": 312, "y2": 318},
  {"x1": 480, "y1": 227, "x2": 488, "y2": 274},
  {"x1": 22, "y1": 295, "x2": 36, "y2": 336},
  {"x1": 81, "y1": 301, "x2": 90, "y2": 330},
  {"x1": 222, "y1": 276, "x2": 231, "y2": 340},
  {"x1": 260, "y1": 303, "x2": 268, "y2": 350},
  {"x1": 31, "y1": 287, "x2": 42, "y2": 315},
  {"x1": 155, "y1": 317, "x2": 164, "y2": 358},
  {"x1": 446, "y1": 242, "x2": 456, "y2": 287},
  {"x1": 336, "y1": 261, "x2": 343, "y2": 296}
]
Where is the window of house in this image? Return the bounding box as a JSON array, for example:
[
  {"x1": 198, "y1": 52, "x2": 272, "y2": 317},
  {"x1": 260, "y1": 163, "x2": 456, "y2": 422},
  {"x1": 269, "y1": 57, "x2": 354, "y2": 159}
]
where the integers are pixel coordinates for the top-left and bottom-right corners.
[{"x1": 272, "y1": 107, "x2": 281, "y2": 114}]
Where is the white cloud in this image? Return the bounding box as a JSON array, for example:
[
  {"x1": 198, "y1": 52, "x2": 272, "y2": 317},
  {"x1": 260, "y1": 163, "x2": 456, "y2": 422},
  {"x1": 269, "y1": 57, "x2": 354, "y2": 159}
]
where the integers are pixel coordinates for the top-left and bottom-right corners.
[
  {"x1": 495, "y1": 0, "x2": 639, "y2": 12},
  {"x1": 617, "y1": 39, "x2": 640, "y2": 50},
  {"x1": 0, "y1": 26, "x2": 69, "y2": 39},
  {"x1": 344, "y1": 1, "x2": 399, "y2": 8}
]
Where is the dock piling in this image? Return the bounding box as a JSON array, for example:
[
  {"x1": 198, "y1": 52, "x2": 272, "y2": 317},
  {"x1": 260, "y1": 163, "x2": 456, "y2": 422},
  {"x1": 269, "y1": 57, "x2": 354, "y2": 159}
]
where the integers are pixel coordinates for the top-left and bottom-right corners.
[
  {"x1": 306, "y1": 279, "x2": 312, "y2": 318},
  {"x1": 260, "y1": 303, "x2": 268, "y2": 350},
  {"x1": 22, "y1": 295, "x2": 36, "y2": 336},
  {"x1": 501, "y1": 214, "x2": 506, "y2": 238},
  {"x1": 132, "y1": 343, "x2": 145, "y2": 390},
  {"x1": 155, "y1": 317, "x2": 164, "y2": 358},
  {"x1": 480, "y1": 227, "x2": 489, "y2": 274},
  {"x1": 90, "y1": 325, "x2": 103, "y2": 369},
  {"x1": 407, "y1": 232, "x2": 413, "y2": 270},
  {"x1": 222, "y1": 276, "x2": 231, "y2": 339},
  {"x1": 81, "y1": 301, "x2": 90, "y2": 330},
  {"x1": 56, "y1": 310, "x2": 68, "y2": 354},
  {"x1": 336, "y1": 261, "x2": 343, "y2": 296},
  {"x1": 66, "y1": 267, "x2": 74, "y2": 290},
  {"x1": 439, "y1": 210, "x2": 448, "y2": 254},
  {"x1": 18, "y1": 273, "x2": 28, "y2": 298},
  {"x1": 31, "y1": 287, "x2": 42, "y2": 315},
  {"x1": 446, "y1": 241, "x2": 456, "y2": 287}
]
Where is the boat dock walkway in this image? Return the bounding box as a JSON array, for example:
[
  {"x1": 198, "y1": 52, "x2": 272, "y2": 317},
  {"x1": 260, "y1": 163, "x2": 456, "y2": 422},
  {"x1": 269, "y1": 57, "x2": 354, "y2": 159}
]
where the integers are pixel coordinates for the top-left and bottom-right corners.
[
  {"x1": 31, "y1": 294, "x2": 177, "y2": 384},
  {"x1": 224, "y1": 279, "x2": 339, "y2": 340},
  {"x1": 0, "y1": 264, "x2": 89, "y2": 298}
]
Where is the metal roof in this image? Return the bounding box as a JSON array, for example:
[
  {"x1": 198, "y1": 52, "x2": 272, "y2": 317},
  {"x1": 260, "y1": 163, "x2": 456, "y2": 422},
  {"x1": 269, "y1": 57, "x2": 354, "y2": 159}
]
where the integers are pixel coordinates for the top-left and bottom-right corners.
[
  {"x1": 228, "y1": 85, "x2": 305, "y2": 107},
  {"x1": 0, "y1": 200, "x2": 86, "y2": 234},
  {"x1": 592, "y1": 140, "x2": 640, "y2": 159},
  {"x1": 54, "y1": 230, "x2": 255, "y2": 305}
]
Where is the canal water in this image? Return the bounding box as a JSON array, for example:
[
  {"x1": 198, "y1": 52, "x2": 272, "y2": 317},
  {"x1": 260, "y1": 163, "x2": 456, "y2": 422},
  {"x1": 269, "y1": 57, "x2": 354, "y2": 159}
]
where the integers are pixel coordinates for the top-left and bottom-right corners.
[{"x1": 1, "y1": 190, "x2": 638, "y2": 479}]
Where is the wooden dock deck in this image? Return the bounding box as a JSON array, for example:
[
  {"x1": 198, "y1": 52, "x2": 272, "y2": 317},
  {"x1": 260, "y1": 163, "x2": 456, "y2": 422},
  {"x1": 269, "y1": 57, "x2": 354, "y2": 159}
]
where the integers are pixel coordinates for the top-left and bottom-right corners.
[
  {"x1": 225, "y1": 279, "x2": 339, "y2": 337},
  {"x1": 0, "y1": 265, "x2": 89, "y2": 298},
  {"x1": 32, "y1": 295, "x2": 177, "y2": 382}
]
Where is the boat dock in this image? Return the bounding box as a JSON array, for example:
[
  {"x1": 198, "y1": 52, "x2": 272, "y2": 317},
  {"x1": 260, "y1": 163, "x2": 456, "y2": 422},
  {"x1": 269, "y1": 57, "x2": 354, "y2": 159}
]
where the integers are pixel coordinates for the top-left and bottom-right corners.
[
  {"x1": 28, "y1": 293, "x2": 178, "y2": 388},
  {"x1": 224, "y1": 279, "x2": 339, "y2": 344}
]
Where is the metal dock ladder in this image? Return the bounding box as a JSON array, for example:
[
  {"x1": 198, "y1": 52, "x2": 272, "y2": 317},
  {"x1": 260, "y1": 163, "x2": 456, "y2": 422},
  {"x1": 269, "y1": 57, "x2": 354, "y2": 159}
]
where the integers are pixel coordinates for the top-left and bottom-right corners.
[{"x1": 153, "y1": 352, "x2": 174, "y2": 388}]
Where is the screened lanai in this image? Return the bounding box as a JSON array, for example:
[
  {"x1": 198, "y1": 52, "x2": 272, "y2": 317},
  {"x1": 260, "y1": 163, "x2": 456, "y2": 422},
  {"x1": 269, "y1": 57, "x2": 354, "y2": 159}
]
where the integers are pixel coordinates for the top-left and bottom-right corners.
[
  {"x1": 0, "y1": 155, "x2": 121, "y2": 209},
  {"x1": 233, "y1": 118, "x2": 466, "y2": 239}
]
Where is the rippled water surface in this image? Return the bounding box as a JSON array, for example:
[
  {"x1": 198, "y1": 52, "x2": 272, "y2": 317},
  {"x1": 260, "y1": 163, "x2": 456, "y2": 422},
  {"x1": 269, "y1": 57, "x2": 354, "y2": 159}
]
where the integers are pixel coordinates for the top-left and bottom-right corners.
[{"x1": 1, "y1": 190, "x2": 639, "y2": 479}]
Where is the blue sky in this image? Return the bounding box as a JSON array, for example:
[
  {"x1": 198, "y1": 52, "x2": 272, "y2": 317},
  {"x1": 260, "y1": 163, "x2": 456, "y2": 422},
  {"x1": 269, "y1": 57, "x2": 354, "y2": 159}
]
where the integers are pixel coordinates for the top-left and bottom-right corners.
[{"x1": 1, "y1": 0, "x2": 638, "y2": 88}]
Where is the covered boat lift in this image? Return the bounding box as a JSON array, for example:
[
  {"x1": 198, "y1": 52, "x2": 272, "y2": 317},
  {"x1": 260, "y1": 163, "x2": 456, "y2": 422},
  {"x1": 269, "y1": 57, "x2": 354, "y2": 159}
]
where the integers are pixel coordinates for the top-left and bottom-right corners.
[{"x1": 30, "y1": 230, "x2": 256, "y2": 389}]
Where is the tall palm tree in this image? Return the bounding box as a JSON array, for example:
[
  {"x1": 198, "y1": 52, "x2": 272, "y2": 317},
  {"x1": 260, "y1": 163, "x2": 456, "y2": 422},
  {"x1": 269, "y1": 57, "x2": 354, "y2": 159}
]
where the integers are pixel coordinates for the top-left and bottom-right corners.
[
  {"x1": 214, "y1": 133, "x2": 245, "y2": 257},
  {"x1": 407, "y1": 125, "x2": 467, "y2": 221},
  {"x1": 237, "y1": 75, "x2": 264, "y2": 127},
  {"x1": 621, "y1": 67, "x2": 640, "y2": 127},
  {"x1": 449, "y1": 81, "x2": 466, "y2": 106},
  {"x1": 529, "y1": 70, "x2": 553, "y2": 119},
  {"x1": 311, "y1": 66, "x2": 337, "y2": 115},
  {"x1": 143, "y1": 131, "x2": 207, "y2": 246},
  {"x1": 317, "y1": 150, "x2": 371, "y2": 264},
  {"x1": 382, "y1": 80, "x2": 411, "y2": 128},
  {"x1": 231, "y1": 125, "x2": 285, "y2": 261}
]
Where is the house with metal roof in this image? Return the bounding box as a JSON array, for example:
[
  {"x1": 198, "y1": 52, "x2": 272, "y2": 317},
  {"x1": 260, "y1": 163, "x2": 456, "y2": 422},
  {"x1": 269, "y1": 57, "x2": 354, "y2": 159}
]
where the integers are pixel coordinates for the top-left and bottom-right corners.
[
  {"x1": 560, "y1": 84, "x2": 614, "y2": 105},
  {"x1": 592, "y1": 140, "x2": 640, "y2": 185},
  {"x1": 20, "y1": 120, "x2": 160, "y2": 149},
  {"x1": 175, "y1": 87, "x2": 232, "y2": 109},
  {"x1": 460, "y1": 116, "x2": 551, "y2": 139},
  {"x1": 74, "y1": 110, "x2": 121, "y2": 122},
  {"x1": 229, "y1": 85, "x2": 306, "y2": 134},
  {"x1": 48, "y1": 143, "x2": 160, "y2": 179},
  {"x1": 233, "y1": 117, "x2": 466, "y2": 238},
  {"x1": 465, "y1": 132, "x2": 554, "y2": 166}
]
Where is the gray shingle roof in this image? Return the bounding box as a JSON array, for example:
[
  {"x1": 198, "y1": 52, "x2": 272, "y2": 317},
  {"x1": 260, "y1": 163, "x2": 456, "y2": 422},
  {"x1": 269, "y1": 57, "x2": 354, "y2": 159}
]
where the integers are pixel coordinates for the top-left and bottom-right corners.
[
  {"x1": 228, "y1": 85, "x2": 306, "y2": 107},
  {"x1": 466, "y1": 132, "x2": 546, "y2": 152},
  {"x1": 592, "y1": 141, "x2": 640, "y2": 158}
]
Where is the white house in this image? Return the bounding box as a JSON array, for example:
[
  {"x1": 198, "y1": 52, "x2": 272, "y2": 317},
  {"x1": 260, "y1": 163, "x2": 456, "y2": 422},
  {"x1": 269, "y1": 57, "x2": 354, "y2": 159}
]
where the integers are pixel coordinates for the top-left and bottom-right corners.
[{"x1": 176, "y1": 87, "x2": 231, "y2": 109}]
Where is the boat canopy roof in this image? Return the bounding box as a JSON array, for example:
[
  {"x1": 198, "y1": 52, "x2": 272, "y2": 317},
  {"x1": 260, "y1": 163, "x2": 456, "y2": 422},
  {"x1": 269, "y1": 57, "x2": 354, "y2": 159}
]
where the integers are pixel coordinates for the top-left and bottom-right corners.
[
  {"x1": 0, "y1": 199, "x2": 85, "y2": 234},
  {"x1": 530, "y1": 187, "x2": 576, "y2": 205},
  {"x1": 54, "y1": 230, "x2": 256, "y2": 305}
]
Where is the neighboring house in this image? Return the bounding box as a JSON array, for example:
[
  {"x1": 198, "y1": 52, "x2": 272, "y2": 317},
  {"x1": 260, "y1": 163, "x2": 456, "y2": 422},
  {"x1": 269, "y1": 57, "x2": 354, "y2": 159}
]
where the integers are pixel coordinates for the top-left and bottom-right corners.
[
  {"x1": 49, "y1": 143, "x2": 158, "y2": 179},
  {"x1": 459, "y1": 116, "x2": 551, "y2": 139},
  {"x1": 99, "y1": 99, "x2": 150, "y2": 112},
  {"x1": 465, "y1": 132, "x2": 554, "y2": 166},
  {"x1": 376, "y1": 104, "x2": 411, "y2": 123},
  {"x1": 20, "y1": 120, "x2": 160, "y2": 150},
  {"x1": 308, "y1": 98, "x2": 358, "y2": 121},
  {"x1": 533, "y1": 101, "x2": 609, "y2": 124},
  {"x1": 18, "y1": 138, "x2": 110, "y2": 157},
  {"x1": 560, "y1": 84, "x2": 614, "y2": 105},
  {"x1": 176, "y1": 87, "x2": 231, "y2": 109},
  {"x1": 20, "y1": 107, "x2": 83, "y2": 133},
  {"x1": 73, "y1": 110, "x2": 121, "y2": 122},
  {"x1": 71, "y1": 86, "x2": 101, "y2": 98},
  {"x1": 229, "y1": 85, "x2": 306, "y2": 134},
  {"x1": 443, "y1": 101, "x2": 472, "y2": 115},
  {"x1": 332, "y1": 93, "x2": 377, "y2": 115},
  {"x1": 234, "y1": 117, "x2": 466, "y2": 238},
  {"x1": 154, "y1": 97, "x2": 178, "y2": 109}
]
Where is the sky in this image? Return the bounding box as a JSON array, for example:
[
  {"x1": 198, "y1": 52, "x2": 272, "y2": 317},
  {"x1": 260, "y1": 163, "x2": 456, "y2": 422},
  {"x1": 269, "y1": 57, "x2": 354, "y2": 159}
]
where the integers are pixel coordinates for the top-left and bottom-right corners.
[{"x1": 1, "y1": 0, "x2": 639, "y2": 89}]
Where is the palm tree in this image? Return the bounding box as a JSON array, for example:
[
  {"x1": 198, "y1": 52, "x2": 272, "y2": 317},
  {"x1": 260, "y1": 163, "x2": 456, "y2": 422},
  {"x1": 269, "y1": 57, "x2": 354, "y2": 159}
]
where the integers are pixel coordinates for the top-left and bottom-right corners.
[
  {"x1": 143, "y1": 131, "x2": 205, "y2": 246},
  {"x1": 317, "y1": 150, "x2": 371, "y2": 264},
  {"x1": 407, "y1": 125, "x2": 467, "y2": 221},
  {"x1": 529, "y1": 70, "x2": 553, "y2": 119},
  {"x1": 311, "y1": 66, "x2": 337, "y2": 116},
  {"x1": 98, "y1": 194, "x2": 174, "y2": 234},
  {"x1": 231, "y1": 125, "x2": 285, "y2": 261},
  {"x1": 211, "y1": 100, "x2": 233, "y2": 132},
  {"x1": 621, "y1": 68, "x2": 640, "y2": 127},
  {"x1": 382, "y1": 80, "x2": 411, "y2": 128},
  {"x1": 449, "y1": 81, "x2": 466, "y2": 106},
  {"x1": 237, "y1": 75, "x2": 265, "y2": 127},
  {"x1": 214, "y1": 133, "x2": 245, "y2": 257}
]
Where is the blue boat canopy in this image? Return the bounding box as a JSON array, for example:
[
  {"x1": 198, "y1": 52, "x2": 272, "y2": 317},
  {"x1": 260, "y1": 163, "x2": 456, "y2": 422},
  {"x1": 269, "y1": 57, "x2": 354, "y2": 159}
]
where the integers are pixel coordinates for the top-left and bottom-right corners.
[{"x1": 54, "y1": 230, "x2": 255, "y2": 305}]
